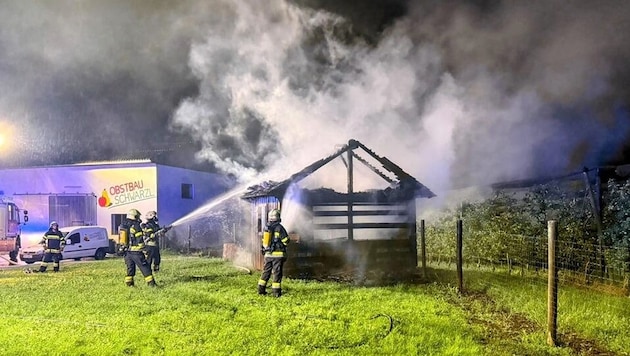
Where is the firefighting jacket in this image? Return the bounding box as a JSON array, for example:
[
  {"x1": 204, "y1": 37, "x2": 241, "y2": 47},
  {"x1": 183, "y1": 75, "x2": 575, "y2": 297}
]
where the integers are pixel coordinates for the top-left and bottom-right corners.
[
  {"x1": 123, "y1": 219, "x2": 145, "y2": 252},
  {"x1": 41, "y1": 229, "x2": 65, "y2": 253},
  {"x1": 142, "y1": 220, "x2": 160, "y2": 246},
  {"x1": 263, "y1": 222, "x2": 289, "y2": 258}
]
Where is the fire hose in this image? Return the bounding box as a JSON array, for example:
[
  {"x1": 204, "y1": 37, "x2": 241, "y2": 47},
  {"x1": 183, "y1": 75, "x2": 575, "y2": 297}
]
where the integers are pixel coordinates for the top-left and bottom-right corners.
[{"x1": 0, "y1": 254, "x2": 19, "y2": 265}]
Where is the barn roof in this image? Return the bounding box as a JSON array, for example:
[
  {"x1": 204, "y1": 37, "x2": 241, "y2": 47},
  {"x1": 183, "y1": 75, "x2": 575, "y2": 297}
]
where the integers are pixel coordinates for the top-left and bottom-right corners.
[{"x1": 242, "y1": 139, "x2": 436, "y2": 201}]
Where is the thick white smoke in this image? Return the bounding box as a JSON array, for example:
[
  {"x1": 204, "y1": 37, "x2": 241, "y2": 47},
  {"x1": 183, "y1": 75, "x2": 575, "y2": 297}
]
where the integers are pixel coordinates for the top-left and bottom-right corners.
[
  {"x1": 171, "y1": 0, "x2": 454, "y2": 191},
  {"x1": 2, "y1": 0, "x2": 628, "y2": 196},
  {"x1": 171, "y1": 0, "x2": 630, "y2": 195}
]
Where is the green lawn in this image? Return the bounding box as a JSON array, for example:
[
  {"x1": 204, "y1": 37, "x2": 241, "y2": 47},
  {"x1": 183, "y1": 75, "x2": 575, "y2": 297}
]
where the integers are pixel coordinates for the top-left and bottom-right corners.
[
  {"x1": 430, "y1": 265, "x2": 630, "y2": 356},
  {"x1": 0, "y1": 255, "x2": 622, "y2": 355}
]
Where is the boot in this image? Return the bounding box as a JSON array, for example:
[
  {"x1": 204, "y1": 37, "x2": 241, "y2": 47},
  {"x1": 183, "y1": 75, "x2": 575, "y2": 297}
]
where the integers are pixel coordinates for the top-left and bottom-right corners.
[
  {"x1": 125, "y1": 277, "x2": 135, "y2": 287},
  {"x1": 272, "y1": 288, "x2": 282, "y2": 298},
  {"x1": 148, "y1": 280, "x2": 158, "y2": 288},
  {"x1": 257, "y1": 284, "x2": 267, "y2": 295}
]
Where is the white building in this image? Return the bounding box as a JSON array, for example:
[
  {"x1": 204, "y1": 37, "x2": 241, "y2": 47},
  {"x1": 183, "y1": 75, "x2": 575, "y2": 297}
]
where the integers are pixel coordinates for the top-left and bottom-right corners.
[{"x1": 0, "y1": 160, "x2": 231, "y2": 245}]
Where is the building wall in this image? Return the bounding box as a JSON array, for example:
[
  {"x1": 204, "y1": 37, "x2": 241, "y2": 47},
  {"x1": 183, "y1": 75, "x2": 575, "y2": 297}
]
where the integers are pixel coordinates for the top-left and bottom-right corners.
[
  {"x1": 155, "y1": 164, "x2": 230, "y2": 226},
  {"x1": 0, "y1": 162, "x2": 230, "y2": 246}
]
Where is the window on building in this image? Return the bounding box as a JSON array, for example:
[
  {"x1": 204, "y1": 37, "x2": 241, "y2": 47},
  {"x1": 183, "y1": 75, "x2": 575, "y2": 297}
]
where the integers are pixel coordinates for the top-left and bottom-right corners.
[
  {"x1": 111, "y1": 214, "x2": 126, "y2": 235},
  {"x1": 181, "y1": 183, "x2": 194, "y2": 199}
]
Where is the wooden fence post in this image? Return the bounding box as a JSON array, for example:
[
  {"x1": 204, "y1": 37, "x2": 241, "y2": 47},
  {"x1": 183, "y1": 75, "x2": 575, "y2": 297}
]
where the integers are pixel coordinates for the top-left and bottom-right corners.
[
  {"x1": 187, "y1": 225, "x2": 192, "y2": 254},
  {"x1": 421, "y1": 219, "x2": 427, "y2": 279},
  {"x1": 457, "y1": 219, "x2": 463, "y2": 293},
  {"x1": 547, "y1": 220, "x2": 558, "y2": 347}
]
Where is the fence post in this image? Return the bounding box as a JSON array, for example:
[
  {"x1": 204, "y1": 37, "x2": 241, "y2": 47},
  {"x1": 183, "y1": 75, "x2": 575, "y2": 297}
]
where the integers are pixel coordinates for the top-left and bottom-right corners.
[
  {"x1": 547, "y1": 220, "x2": 558, "y2": 347},
  {"x1": 457, "y1": 219, "x2": 464, "y2": 293},
  {"x1": 582, "y1": 169, "x2": 605, "y2": 277},
  {"x1": 421, "y1": 219, "x2": 427, "y2": 279},
  {"x1": 187, "y1": 225, "x2": 192, "y2": 254}
]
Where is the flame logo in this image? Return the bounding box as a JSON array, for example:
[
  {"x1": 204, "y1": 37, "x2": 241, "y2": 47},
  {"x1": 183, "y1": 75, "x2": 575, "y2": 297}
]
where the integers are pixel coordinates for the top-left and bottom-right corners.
[{"x1": 98, "y1": 189, "x2": 112, "y2": 207}]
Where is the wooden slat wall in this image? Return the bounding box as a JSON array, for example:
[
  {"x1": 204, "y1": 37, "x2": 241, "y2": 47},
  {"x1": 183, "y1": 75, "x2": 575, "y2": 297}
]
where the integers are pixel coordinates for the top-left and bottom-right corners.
[
  {"x1": 241, "y1": 197, "x2": 419, "y2": 282},
  {"x1": 283, "y1": 239, "x2": 417, "y2": 281}
]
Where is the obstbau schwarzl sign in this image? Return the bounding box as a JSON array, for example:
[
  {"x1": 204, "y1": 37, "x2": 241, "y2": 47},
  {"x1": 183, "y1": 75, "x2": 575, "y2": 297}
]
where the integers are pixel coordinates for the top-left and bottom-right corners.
[{"x1": 98, "y1": 180, "x2": 155, "y2": 208}]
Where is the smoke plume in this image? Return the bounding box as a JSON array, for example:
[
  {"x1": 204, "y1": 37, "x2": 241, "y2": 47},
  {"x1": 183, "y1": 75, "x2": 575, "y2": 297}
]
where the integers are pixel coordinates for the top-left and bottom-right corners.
[
  {"x1": 1, "y1": 0, "x2": 629, "y2": 194},
  {"x1": 171, "y1": 0, "x2": 630, "y2": 193}
]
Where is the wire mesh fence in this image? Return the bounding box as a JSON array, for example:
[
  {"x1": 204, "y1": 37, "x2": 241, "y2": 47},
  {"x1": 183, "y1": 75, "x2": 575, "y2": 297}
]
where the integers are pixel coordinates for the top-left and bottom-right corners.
[
  {"x1": 421, "y1": 217, "x2": 630, "y2": 349},
  {"x1": 423, "y1": 224, "x2": 629, "y2": 296}
]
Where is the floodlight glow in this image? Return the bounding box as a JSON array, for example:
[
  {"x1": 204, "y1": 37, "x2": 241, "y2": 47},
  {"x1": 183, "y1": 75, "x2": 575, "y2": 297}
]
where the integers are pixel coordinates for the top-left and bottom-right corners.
[{"x1": 0, "y1": 122, "x2": 15, "y2": 154}]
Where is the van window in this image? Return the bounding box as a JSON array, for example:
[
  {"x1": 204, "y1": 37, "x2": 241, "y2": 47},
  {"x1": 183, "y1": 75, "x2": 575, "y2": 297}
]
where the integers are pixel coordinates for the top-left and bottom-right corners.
[{"x1": 67, "y1": 233, "x2": 81, "y2": 245}]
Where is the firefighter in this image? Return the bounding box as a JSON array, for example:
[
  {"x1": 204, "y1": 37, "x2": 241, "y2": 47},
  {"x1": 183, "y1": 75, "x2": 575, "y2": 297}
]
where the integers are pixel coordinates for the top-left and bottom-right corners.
[
  {"x1": 38, "y1": 221, "x2": 65, "y2": 273},
  {"x1": 257, "y1": 209, "x2": 290, "y2": 297},
  {"x1": 142, "y1": 210, "x2": 162, "y2": 272},
  {"x1": 120, "y1": 208, "x2": 157, "y2": 287}
]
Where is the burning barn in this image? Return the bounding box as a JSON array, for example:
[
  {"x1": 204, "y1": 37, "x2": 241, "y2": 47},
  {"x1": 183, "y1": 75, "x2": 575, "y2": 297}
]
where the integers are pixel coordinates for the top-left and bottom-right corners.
[{"x1": 236, "y1": 139, "x2": 435, "y2": 282}]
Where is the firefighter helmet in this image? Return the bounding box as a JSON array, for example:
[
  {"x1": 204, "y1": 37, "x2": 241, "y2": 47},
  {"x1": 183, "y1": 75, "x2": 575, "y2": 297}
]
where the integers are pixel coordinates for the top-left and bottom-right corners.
[
  {"x1": 127, "y1": 209, "x2": 141, "y2": 220},
  {"x1": 50, "y1": 221, "x2": 59, "y2": 228},
  {"x1": 145, "y1": 211, "x2": 158, "y2": 221},
  {"x1": 268, "y1": 209, "x2": 281, "y2": 223}
]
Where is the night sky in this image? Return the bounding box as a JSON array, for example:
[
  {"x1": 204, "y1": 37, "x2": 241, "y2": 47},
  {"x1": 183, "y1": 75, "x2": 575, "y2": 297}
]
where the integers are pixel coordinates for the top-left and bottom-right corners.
[{"x1": 1, "y1": 0, "x2": 629, "y2": 192}]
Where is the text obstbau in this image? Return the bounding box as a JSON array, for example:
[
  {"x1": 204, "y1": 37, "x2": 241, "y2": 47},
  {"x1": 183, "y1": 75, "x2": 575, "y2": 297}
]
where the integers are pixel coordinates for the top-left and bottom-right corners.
[
  {"x1": 109, "y1": 181, "x2": 144, "y2": 195},
  {"x1": 98, "y1": 180, "x2": 154, "y2": 208}
]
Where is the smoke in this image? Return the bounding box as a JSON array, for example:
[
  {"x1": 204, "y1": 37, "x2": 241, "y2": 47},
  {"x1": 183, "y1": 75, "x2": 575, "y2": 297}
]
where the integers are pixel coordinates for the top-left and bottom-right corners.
[
  {"x1": 0, "y1": 1, "x2": 215, "y2": 168},
  {"x1": 1, "y1": 0, "x2": 630, "y2": 194},
  {"x1": 170, "y1": 0, "x2": 630, "y2": 194}
]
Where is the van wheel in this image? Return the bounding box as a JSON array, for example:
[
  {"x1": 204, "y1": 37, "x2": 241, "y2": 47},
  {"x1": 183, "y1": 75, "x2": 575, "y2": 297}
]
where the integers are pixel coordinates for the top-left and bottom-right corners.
[{"x1": 95, "y1": 248, "x2": 107, "y2": 260}]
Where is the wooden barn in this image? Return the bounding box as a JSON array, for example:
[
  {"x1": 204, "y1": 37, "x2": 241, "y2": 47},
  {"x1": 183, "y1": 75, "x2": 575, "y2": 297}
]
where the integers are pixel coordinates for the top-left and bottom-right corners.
[{"x1": 238, "y1": 139, "x2": 435, "y2": 282}]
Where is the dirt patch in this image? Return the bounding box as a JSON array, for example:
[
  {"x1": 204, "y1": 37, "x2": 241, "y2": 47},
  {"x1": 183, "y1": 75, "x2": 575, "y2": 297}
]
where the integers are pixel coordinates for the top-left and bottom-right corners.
[
  {"x1": 557, "y1": 331, "x2": 620, "y2": 356},
  {"x1": 446, "y1": 290, "x2": 618, "y2": 355}
]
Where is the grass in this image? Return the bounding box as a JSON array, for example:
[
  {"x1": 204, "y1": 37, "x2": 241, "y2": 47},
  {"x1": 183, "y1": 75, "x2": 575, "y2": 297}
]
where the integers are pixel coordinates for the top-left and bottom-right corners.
[
  {"x1": 0, "y1": 254, "x2": 625, "y2": 355},
  {"x1": 430, "y1": 265, "x2": 630, "y2": 355}
]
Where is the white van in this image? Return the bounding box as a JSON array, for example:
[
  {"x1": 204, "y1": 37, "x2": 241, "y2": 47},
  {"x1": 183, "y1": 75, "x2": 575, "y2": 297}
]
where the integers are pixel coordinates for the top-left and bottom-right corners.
[
  {"x1": 20, "y1": 226, "x2": 115, "y2": 264},
  {"x1": 61, "y1": 226, "x2": 113, "y2": 261}
]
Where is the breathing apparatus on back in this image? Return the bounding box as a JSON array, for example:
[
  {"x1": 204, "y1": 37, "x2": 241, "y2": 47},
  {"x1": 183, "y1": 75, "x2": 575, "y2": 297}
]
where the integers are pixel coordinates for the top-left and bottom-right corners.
[
  {"x1": 117, "y1": 209, "x2": 141, "y2": 253},
  {"x1": 262, "y1": 209, "x2": 281, "y2": 250}
]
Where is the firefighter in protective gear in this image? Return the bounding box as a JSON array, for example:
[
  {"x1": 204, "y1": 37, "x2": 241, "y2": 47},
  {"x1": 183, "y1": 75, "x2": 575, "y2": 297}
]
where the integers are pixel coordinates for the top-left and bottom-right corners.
[
  {"x1": 257, "y1": 208, "x2": 290, "y2": 297},
  {"x1": 142, "y1": 210, "x2": 162, "y2": 272},
  {"x1": 38, "y1": 221, "x2": 65, "y2": 272},
  {"x1": 120, "y1": 209, "x2": 157, "y2": 287}
]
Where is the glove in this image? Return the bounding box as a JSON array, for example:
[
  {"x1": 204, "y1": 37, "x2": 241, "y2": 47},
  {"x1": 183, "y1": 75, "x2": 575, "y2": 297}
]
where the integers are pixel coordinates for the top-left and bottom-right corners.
[{"x1": 261, "y1": 247, "x2": 271, "y2": 255}]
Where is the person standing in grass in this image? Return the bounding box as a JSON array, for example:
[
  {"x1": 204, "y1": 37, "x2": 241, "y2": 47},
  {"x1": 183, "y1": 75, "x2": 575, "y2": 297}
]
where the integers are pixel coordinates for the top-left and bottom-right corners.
[
  {"x1": 37, "y1": 221, "x2": 65, "y2": 273},
  {"x1": 257, "y1": 209, "x2": 290, "y2": 297},
  {"x1": 142, "y1": 210, "x2": 162, "y2": 272},
  {"x1": 120, "y1": 209, "x2": 157, "y2": 287}
]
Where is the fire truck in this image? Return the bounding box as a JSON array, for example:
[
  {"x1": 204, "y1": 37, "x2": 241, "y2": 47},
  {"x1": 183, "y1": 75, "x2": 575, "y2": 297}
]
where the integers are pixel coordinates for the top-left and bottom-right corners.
[{"x1": 0, "y1": 197, "x2": 27, "y2": 264}]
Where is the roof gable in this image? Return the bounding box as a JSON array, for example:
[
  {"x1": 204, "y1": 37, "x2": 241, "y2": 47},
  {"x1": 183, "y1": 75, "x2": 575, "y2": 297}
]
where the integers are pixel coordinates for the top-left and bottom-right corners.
[{"x1": 242, "y1": 139, "x2": 435, "y2": 201}]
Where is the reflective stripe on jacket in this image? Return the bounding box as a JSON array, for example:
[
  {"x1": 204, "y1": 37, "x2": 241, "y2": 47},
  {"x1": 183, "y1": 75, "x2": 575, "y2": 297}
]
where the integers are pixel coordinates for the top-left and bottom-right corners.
[
  {"x1": 143, "y1": 220, "x2": 160, "y2": 246},
  {"x1": 43, "y1": 229, "x2": 65, "y2": 253},
  {"x1": 128, "y1": 220, "x2": 145, "y2": 251},
  {"x1": 262, "y1": 222, "x2": 289, "y2": 258}
]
